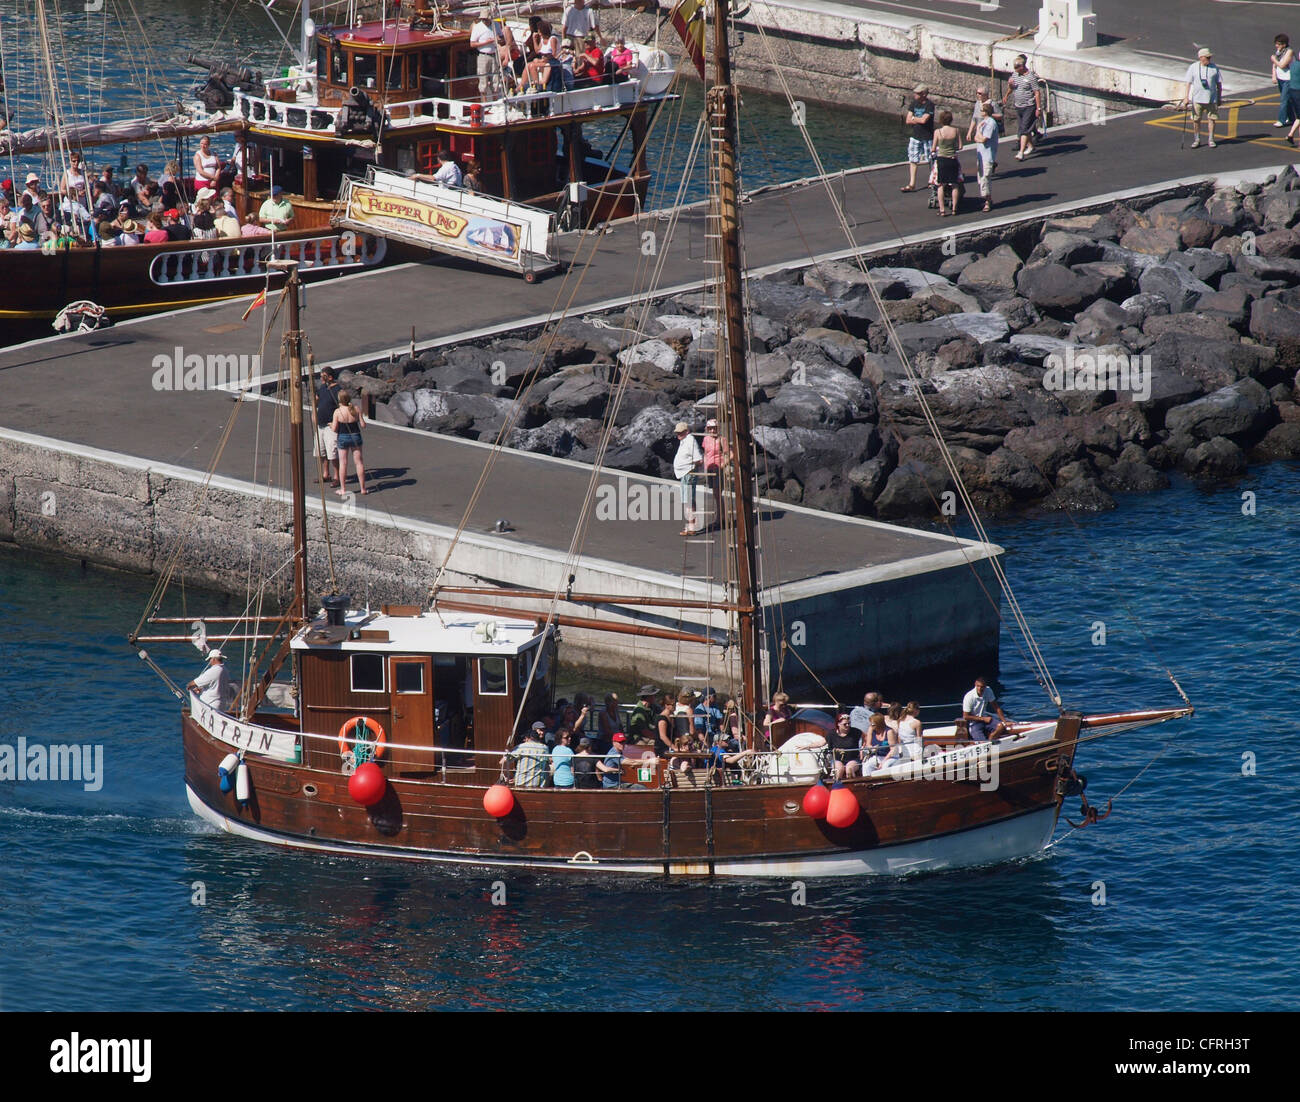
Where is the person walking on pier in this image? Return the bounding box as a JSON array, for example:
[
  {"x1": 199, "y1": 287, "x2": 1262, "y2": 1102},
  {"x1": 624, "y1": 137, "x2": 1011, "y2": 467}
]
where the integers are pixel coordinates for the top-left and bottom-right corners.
[
  {"x1": 1003, "y1": 55, "x2": 1041, "y2": 160},
  {"x1": 974, "y1": 100, "x2": 999, "y2": 212},
  {"x1": 315, "y1": 367, "x2": 341, "y2": 487},
  {"x1": 331, "y1": 389, "x2": 368, "y2": 496},
  {"x1": 1272, "y1": 35, "x2": 1295, "y2": 128},
  {"x1": 1182, "y1": 47, "x2": 1223, "y2": 148},
  {"x1": 900, "y1": 85, "x2": 934, "y2": 192},
  {"x1": 932, "y1": 110, "x2": 962, "y2": 216}
]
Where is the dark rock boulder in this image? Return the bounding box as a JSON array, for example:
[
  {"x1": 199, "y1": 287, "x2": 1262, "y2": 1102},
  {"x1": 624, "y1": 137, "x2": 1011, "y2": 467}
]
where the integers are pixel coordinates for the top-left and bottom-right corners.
[
  {"x1": 982, "y1": 446, "x2": 1052, "y2": 500},
  {"x1": 1249, "y1": 297, "x2": 1300, "y2": 344},
  {"x1": 938, "y1": 251, "x2": 979, "y2": 279},
  {"x1": 1165, "y1": 378, "x2": 1273, "y2": 442},
  {"x1": 1170, "y1": 247, "x2": 1231, "y2": 285},
  {"x1": 957, "y1": 244, "x2": 1024, "y2": 307},
  {"x1": 1003, "y1": 422, "x2": 1087, "y2": 479},
  {"x1": 1192, "y1": 286, "x2": 1254, "y2": 330},
  {"x1": 875, "y1": 461, "x2": 948, "y2": 518},
  {"x1": 544, "y1": 373, "x2": 611, "y2": 419},
  {"x1": 1029, "y1": 231, "x2": 1105, "y2": 268},
  {"x1": 1180, "y1": 435, "x2": 1247, "y2": 478},
  {"x1": 1101, "y1": 460, "x2": 1169, "y2": 493},
  {"x1": 1016, "y1": 262, "x2": 1107, "y2": 315},
  {"x1": 1250, "y1": 422, "x2": 1300, "y2": 460},
  {"x1": 1138, "y1": 263, "x2": 1215, "y2": 312},
  {"x1": 1044, "y1": 477, "x2": 1116, "y2": 512}
]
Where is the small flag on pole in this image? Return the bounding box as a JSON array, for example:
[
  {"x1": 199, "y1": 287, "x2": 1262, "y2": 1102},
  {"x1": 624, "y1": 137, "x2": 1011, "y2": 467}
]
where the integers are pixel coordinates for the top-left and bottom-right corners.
[
  {"x1": 670, "y1": 0, "x2": 706, "y2": 81},
  {"x1": 241, "y1": 288, "x2": 267, "y2": 321}
]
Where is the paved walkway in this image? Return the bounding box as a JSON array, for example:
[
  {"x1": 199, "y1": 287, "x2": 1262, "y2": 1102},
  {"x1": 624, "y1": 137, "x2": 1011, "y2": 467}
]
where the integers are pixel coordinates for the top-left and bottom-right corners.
[{"x1": 0, "y1": 95, "x2": 1294, "y2": 586}]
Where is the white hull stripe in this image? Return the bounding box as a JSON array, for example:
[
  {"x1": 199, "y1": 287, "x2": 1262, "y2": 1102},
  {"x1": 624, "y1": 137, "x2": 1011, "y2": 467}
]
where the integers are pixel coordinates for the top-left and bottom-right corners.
[{"x1": 187, "y1": 787, "x2": 1059, "y2": 878}]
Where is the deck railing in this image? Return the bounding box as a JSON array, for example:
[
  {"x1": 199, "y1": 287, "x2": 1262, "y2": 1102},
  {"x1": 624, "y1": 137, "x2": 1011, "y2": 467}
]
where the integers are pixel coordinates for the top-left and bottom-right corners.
[{"x1": 148, "y1": 231, "x2": 385, "y2": 286}]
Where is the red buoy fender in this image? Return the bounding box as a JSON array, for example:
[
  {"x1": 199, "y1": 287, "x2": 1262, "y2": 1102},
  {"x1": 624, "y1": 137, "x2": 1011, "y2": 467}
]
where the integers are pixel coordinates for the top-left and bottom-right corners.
[
  {"x1": 826, "y1": 785, "x2": 860, "y2": 828},
  {"x1": 348, "y1": 761, "x2": 387, "y2": 806},
  {"x1": 802, "y1": 784, "x2": 831, "y2": 819},
  {"x1": 483, "y1": 784, "x2": 515, "y2": 817}
]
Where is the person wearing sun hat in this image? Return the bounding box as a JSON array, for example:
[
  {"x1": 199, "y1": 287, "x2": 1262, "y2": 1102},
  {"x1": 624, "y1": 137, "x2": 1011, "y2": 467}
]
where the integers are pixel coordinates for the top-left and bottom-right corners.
[
  {"x1": 188, "y1": 649, "x2": 234, "y2": 710},
  {"x1": 672, "y1": 421, "x2": 703, "y2": 536},
  {"x1": 1182, "y1": 46, "x2": 1222, "y2": 148}
]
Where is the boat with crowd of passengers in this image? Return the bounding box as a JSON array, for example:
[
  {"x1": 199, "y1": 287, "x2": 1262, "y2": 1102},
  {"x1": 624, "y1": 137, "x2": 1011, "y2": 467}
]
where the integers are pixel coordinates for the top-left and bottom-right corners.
[{"x1": 1, "y1": 0, "x2": 674, "y2": 336}]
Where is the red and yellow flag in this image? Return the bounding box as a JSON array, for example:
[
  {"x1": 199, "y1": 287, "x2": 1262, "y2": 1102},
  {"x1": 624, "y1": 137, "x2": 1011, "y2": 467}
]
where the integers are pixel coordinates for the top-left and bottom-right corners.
[
  {"x1": 241, "y1": 288, "x2": 267, "y2": 321},
  {"x1": 670, "y1": 0, "x2": 706, "y2": 81}
]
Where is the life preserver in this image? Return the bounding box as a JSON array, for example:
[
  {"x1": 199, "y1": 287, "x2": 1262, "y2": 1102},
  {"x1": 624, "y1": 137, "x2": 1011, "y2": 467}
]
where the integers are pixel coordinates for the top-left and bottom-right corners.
[{"x1": 338, "y1": 716, "x2": 387, "y2": 759}]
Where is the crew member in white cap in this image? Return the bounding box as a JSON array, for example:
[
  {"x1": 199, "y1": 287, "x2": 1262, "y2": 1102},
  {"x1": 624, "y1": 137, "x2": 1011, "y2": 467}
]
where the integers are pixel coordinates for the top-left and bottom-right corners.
[
  {"x1": 1182, "y1": 47, "x2": 1222, "y2": 148},
  {"x1": 672, "y1": 421, "x2": 703, "y2": 536},
  {"x1": 470, "y1": 9, "x2": 503, "y2": 98},
  {"x1": 188, "y1": 649, "x2": 235, "y2": 711}
]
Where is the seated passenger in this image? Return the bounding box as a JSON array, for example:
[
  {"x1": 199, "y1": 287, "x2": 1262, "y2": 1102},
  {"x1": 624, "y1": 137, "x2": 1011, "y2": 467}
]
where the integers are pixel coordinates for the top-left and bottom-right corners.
[
  {"x1": 596, "y1": 731, "x2": 627, "y2": 788},
  {"x1": 576, "y1": 34, "x2": 605, "y2": 85},
  {"x1": 694, "y1": 687, "x2": 722, "y2": 739},
  {"x1": 13, "y1": 222, "x2": 40, "y2": 250},
  {"x1": 549, "y1": 728, "x2": 576, "y2": 789},
  {"x1": 129, "y1": 163, "x2": 154, "y2": 208},
  {"x1": 258, "y1": 184, "x2": 294, "y2": 231},
  {"x1": 608, "y1": 35, "x2": 634, "y2": 77},
  {"x1": 962, "y1": 676, "x2": 1008, "y2": 742},
  {"x1": 504, "y1": 725, "x2": 548, "y2": 787},
  {"x1": 861, "y1": 713, "x2": 895, "y2": 771},
  {"x1": 707, "y1": 732, "x2": 755, "y2": 781},
  {"x1": 431, "y1": 150, "x2": 463, "y2": 188},
  {"x1": 462, "y1": 156, "x2": 483, "y2": 194},
  {"x1": 241, "y1": 212, "x2": 269, "y2": 237},
  {"x1": 828, "y1": 711, "x2": 861, "y2": 780},
  {"x1": 90, "y1": 181, "x2": 116, "y2": 223},
  {"x1": 112, "y1": 218, "x2": 142, "y2": 246},
  {"x1": 163, "y1": 208, "x2": 192, "y2": 242},
  {"x1": 572, "y1": 736, "x2": 599, "y2": 788},
  {"x1": 763, "y1": 691, "x2": 792, "y2": 749},
  {"x1": 668, "y1": 735, "x2": 696, "y2": 783},
  {"x1": 142, "y1": 212, "x2": 169, "y2": 244},
  {"x1": 898, "y1": 701, "x2": 924, "y2": 761}
]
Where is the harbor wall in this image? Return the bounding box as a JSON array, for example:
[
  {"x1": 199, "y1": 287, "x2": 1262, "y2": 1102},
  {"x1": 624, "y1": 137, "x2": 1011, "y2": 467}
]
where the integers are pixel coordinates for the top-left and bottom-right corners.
[{"x1": 0, "y1": 430, "x2": 1000, "y2": 697}]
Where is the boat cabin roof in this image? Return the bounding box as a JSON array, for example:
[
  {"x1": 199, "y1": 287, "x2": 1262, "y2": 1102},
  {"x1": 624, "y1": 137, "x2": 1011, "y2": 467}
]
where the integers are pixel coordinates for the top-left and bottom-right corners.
[
  {"x1": 324, "y1": 22, "x2": 465, "y2": 50},
  {"x1": 292, "y1": 607, "x2": 544, "y2": 656}
]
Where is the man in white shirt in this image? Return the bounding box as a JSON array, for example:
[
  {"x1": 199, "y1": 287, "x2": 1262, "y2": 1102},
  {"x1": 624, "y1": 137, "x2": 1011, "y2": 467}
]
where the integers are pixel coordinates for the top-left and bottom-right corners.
[
  {"x1": 470, "y1": 11, "x2": 502, "y2": 98},
  {"x1": 188, "y1": 650, "x2": 235, "y2": 711},
  {"x1": 1182, "y1": 46, "x2": 1223, "y2": 148},
  {"x1": 431, "y1": 151, "x2": 463, "y2": 187},
  {"x1": 962, "y1": 677, "x2": 1008, "y2": 742},
  {"x1": 562, "y1": 0, "x2": 602, "y2": 53},
  {"x1": 672, "y1": 421, "x2": 703, "y2": 535}
]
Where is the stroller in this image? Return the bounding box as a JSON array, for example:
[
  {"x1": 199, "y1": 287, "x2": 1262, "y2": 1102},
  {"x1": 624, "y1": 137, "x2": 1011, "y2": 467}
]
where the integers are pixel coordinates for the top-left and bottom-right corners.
[{"x1": 927, "y1": 155, "x2": 968, "y2": 212}]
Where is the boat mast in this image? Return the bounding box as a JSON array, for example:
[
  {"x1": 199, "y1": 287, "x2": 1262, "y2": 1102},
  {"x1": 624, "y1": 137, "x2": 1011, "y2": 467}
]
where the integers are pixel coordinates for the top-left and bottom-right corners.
[
  {"x1": 280, "y1": 261, "x2": 310, "y2": 622},
  {"x1": 709, "y1": 0, "x2": 764, "y2": 739}
]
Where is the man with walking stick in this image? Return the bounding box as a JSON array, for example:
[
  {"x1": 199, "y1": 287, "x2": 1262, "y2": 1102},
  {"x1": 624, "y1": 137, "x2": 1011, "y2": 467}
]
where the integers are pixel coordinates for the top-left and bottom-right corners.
[{"x1": 1181, "y1": 47, "x2": 1223, "y2": 149}]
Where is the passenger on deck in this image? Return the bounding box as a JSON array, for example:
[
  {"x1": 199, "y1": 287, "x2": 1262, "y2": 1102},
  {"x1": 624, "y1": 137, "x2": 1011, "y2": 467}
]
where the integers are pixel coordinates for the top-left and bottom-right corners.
[
  {"x1": 596, "y1": 731, "x2": 627, "y2": 788},
  {"x1": 192, "y1": 203, "x2": 217, "y2": 240},
  {"x1": 562, "y1": 0, "x2": 602, "y2": 54},
  {"x1": 963, "y1": 677, "x2": 1008, "y2": 741},
  {"x1": 828, "y1": 711, "x2": 862, "y2": 780},
  {"x1": 241, "y1": 213, "x2": 269, "y2": 237},
  {"x1": 58, "y1": 151, "x2": 87, "y2": 198},
  {"x1": 0, "y1": 197, "x2": 16, "y2": 247},
  {"x1": 258, "y1": 184, "x2": 294, "y2": 231},
  {"x1": 626, "y1": 685, "x2": 657, "y2": 743},
  {"x1": 721, "y1": 696, "x2": 742, "y2": 742},
  {"x1": 595, "y1": 693, "x2": 620, "y2": 749},
  {"x1": 194, "y1": 136, "x2": 224, "y2": 191},
  {"x1": 462, "y1": 156, "x2": 483, "y2": 194},
  {"x1": 58, "y1": 185, "x2": 92, "y2": 239},
  {"x1": 550, "y1": 728, "x2": 576, "y2": 789},
  {"x1": 470, "y1": 10, "x2": 502, "y2": 99},
  {"x1": 608, "y1": 35, "x2": 634, "y2": 77},
  {"x1": 187, "y1": 649, "x2": 234, "y2": 711},
  {"x1": 669, "y1": 735, "x2": 697, "y2": 783},
  {"x1": 99, "y1": 165, "x2": 120, "y2": 201},
  {"x1": 861, "y1": 713, "x2": 895, "y2": 771},
  {"x1": 504, "y1": 724, "x2": 549, "y2": 787},
  {"x1": 431, "y1": 150, "x2": 463, "y2": 188},
  {"x1": 573, "y1": 736, "x2": 599, "y2": 788},
  {"x1": 848, "y1": 691, "x2": 886, "y2": 736},
  {"x1": 763, "y1": 691, "x2": 792, "y2": 749},
  {"x1": 523, "y1": 20, "x2": 558, "y2": 91},
  {"x1": 898, "y1": 701, "x2": 924, "y2": 761},
  {"x1": 219, "y1": 187, "x2": 238, "y2": 220},
  {"x1": 576, "y1": 35, "x2": 606, "y2": 86},
  {"x1": 111, "y1": 217, "x2": 142, "y2": 247},
  {"x1": 163, "y1": 208, "x2": 192, "y2": 242},
  {"x1": 694, "y1": 687, "x2": 723, "y2": 739},
  {"x1": 708, "y1": 731, "x2": 754, "y2": 781},
  {"x1": 213, "y1": 204, "x2": 240, "y2": 238},
  {"x1": 128, "y1": 162, "x2": 152, "y2": 207},
  {"x1": 654, "y1": 694, "x2": 679, "y2": 757},
  {"x1": 142, "y1": 212, "x2": 169, "y2": 244},
  {"x1": 13, "y1": 222, "x2": 39, "y2": 250},
  {"x1": 21, "y1": 172, "x2": 42, "y2": 206},
  {"x1": 90, "y1": 181, "x2": 116, "y2": 223}
]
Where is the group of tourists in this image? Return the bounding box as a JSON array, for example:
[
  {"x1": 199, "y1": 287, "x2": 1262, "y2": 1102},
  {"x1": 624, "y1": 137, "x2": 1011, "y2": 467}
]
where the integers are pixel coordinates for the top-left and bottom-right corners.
[
  {"x1": 0, "y1": 135, "x2": 294, "y2": 251},
  {"x1": 899, "y1": 54, "x2": 1042, "y2": 216}
]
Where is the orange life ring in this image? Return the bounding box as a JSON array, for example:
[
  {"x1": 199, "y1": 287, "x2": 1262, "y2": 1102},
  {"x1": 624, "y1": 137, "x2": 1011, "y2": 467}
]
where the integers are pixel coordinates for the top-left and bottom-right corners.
[{"x1": 338, "y1": 716, "x2": 387, "y2": 759}]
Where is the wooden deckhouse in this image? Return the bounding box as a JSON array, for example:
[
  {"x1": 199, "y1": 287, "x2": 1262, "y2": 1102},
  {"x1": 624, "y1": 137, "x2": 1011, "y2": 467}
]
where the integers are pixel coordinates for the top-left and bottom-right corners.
[{"x1": 234, "y1": 16, "x2": 674, "y2": 231}]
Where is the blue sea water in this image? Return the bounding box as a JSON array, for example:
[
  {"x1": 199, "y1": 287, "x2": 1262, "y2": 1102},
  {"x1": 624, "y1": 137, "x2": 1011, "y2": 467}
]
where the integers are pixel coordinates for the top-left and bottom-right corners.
[{"x1": 1, "y1": 463, "x2": 1296, "y2": 1012}]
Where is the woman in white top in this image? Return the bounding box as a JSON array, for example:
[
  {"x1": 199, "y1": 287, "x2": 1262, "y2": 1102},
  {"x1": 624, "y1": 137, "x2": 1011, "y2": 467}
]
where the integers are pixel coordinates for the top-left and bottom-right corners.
[
  {"x1": 898, "y1": 700, "x2": 924, "y2": 762},
  {"x1": 60, "y1": 152, "x2": 87, "y2": 198},
  {"x1": 974, "y1": 101, "x2": 999, "y2": 212},
  {"x1": 193, "y1": 136, "x2": 222, "y2": 191}
]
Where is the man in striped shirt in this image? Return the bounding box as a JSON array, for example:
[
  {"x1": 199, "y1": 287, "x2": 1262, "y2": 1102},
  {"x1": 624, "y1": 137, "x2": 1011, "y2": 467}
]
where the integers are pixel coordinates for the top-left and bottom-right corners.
[{"x1": 1002, "y1": 54, "x2": 1042, "y2": 161}]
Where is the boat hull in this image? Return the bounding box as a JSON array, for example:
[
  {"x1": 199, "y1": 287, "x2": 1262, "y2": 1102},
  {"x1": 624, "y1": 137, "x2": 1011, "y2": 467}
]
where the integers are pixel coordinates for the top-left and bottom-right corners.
[{"x1": 182, "y1": 710, "x2": 1077, "y2": 878}]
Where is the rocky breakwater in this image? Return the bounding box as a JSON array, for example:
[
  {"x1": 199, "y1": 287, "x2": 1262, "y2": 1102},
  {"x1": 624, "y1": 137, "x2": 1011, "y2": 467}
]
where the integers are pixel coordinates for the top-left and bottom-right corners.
[{"x1": 343, "y1": 169, "x2": 1300, "y2": 520}]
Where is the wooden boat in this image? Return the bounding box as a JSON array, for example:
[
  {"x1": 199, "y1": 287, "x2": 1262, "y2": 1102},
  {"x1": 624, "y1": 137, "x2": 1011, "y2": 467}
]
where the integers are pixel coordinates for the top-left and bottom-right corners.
[
  {"x1": 0, "y1": 0, "x2": 674, "y2": 337},
  {"x1": 133, "y1": 0, "x2": 1192, "y2": 877}
]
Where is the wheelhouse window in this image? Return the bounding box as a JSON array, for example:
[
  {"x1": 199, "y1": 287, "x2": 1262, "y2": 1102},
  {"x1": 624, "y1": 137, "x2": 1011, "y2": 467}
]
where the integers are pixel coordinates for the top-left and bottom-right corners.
[
  {"x1": 383, "y1": 53, "x2": 406, "y2": 91},
  {"x1": 351, "y1": 653, "x2": 385, "y2": 693},
  {"x1": 354, "y1": 52, "x2": 378, "y2": 90},
  {"x1": 317, "y1": 41, "x2": 330, "y2": 84},
  {"x1": 478, "y1": 657, "x2": 508, "y2": 696},
  {"x1": 393, "y1": 661, "x2": 425, "y2": 694},
  {"x1": 330, "y1": 45, "x2": 347, "y2": 86}
]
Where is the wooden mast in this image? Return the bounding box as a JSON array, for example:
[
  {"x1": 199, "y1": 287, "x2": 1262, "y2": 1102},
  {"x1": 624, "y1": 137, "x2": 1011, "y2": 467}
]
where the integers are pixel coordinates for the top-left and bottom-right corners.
[
  {"x1": 709, "y1": 0, "x2": 764, "y2": 740},
  {"x1": 238, "y1": 262, "x2": 308, "y2": 720}
]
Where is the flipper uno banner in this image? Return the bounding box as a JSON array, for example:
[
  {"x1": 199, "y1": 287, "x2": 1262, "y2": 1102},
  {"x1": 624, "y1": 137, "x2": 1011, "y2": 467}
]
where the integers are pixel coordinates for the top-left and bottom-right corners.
[{"x1": 671, "y1": 0, "x2": 706, "y2": 81}]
